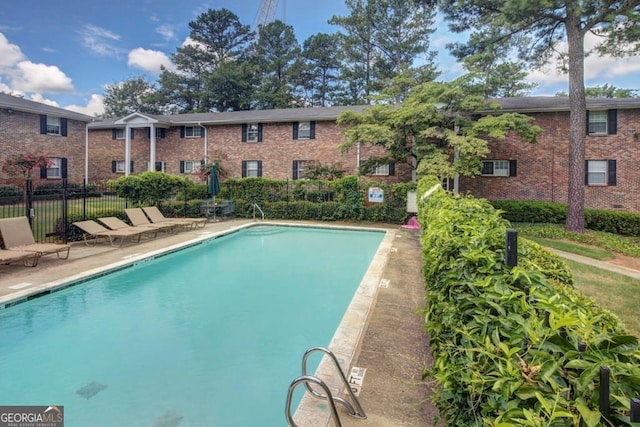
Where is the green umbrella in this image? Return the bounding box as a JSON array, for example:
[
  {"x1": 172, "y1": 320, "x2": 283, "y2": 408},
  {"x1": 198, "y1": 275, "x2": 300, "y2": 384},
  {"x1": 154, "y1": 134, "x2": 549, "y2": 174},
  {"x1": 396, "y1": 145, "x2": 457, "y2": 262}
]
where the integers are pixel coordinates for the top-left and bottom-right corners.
[{"x1": 208, "y1": 164, "x2": 221, "y2": 198}]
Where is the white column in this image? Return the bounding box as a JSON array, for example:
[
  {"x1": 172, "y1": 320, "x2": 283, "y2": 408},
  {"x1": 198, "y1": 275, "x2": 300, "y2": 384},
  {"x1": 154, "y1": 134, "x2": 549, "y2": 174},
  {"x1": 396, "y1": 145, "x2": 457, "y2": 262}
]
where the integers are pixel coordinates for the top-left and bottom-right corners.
[
  {"x1": 150, "y1": 124, "x2": 156, "y2": 171},
  {"x1": 125, "y1": 125, "x2": 131, "y2": 176}
]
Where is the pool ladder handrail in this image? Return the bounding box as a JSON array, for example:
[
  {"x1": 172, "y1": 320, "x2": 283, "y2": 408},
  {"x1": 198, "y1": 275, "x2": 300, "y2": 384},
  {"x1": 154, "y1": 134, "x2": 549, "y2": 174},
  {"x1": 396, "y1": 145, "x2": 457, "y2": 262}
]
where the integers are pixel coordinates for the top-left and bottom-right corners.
[
  {"x1": 285, "y1": 346, "x2": 367, "y2": 427},
  {"x1": 252, "y1": 203, "x2": 264, "y2": 221}
]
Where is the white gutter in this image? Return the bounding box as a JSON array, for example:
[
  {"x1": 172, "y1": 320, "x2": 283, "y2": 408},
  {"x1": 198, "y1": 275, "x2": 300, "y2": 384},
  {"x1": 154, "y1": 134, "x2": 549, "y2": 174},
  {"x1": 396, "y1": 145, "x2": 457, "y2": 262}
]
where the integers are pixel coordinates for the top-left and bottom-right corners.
[
  {"x1": 84, "y1": 123, "x2": 89, "y2": 183},
  {"x1": 198, "y1": 123, "x2": 208, "y2": 164}
]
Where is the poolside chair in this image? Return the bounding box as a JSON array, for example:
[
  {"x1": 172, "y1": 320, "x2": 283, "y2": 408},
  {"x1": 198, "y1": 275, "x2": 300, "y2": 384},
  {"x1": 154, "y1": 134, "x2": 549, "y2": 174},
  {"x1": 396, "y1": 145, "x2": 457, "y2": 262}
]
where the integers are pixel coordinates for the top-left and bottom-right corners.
[
  {"x1": 142, "y1": 206, "x2": 207, "y2": 229},
  {"x1": 97, "y1": 217, "x2": 160, "y2": 239},
  {"x1": 0, "y1": 248, "x2": 40, "y2": 267},
  {"x1": 124, "y1": 208, "x2": 177, "y2": 233},
  {"x1": 72, "y1": 220, "x2": 150, "y2": 247},
  {"x1": 0, "y1": 217, "x2": 70, "y2": 260}
]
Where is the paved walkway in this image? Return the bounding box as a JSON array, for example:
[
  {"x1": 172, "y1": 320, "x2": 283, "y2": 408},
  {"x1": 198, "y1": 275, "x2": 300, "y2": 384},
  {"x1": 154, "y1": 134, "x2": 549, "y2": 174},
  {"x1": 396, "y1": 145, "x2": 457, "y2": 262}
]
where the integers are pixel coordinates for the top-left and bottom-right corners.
[{"x1": 551, "y1": 248, "x2": 640, "y2": 280}]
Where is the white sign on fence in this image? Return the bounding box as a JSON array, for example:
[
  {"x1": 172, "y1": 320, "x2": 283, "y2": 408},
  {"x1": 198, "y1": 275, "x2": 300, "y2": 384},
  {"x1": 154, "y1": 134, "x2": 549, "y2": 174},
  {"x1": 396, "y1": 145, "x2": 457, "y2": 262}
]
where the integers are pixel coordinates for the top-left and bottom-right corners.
[{"x1": 368, "y1": 187, "x2": 384, "y2": 203}]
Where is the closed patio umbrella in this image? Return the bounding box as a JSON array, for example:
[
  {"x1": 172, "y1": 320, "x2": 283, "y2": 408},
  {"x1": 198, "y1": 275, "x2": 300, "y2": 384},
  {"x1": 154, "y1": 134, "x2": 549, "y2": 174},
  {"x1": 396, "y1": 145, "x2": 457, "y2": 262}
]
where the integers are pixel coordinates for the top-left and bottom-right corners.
[{"x1": 208, "y1": 164, "x2": 221, "y2": 220}]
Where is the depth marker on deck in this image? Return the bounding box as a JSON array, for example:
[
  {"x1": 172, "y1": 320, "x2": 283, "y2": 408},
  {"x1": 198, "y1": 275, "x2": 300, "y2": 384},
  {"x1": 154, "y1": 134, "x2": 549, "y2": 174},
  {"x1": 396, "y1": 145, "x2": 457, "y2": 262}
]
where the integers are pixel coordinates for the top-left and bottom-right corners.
[
  {"x1": 348, "y1": 366, "x2": 367, "y2": 396},
  {"x1": 379, "y1": 278, "x2": 390, "y2": 288}
]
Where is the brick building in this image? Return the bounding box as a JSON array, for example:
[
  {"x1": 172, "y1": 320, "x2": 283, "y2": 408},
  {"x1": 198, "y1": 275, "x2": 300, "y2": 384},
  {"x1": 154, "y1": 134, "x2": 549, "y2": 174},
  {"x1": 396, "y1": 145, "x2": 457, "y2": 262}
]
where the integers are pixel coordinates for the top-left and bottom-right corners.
[
  {"x1": 0, "y1": 93, "x2": 93, "y2": 184},
  {"x1": 3, "y1": 93, "x2": 640, "y2": 212},
  {"x1": 86, "y1": 107, "x2": 411, "y2": 183},
  {"x1": 460, "y1": 97, "x2": 640, "y2": 212}
]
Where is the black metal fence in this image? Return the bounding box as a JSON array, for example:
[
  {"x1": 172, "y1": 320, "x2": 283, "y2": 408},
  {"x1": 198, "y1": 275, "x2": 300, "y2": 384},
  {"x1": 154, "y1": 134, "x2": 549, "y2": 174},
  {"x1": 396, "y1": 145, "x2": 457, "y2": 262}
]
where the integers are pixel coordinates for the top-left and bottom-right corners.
[{"x1": 0, "y1": 180, "x2": 129, "y2": 243}]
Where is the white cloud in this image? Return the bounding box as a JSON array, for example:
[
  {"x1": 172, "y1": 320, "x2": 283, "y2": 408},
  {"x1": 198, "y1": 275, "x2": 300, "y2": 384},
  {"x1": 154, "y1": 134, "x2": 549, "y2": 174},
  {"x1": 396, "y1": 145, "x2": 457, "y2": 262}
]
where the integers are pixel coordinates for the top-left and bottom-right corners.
[
  {"x1": 64, "y1": 94, "x2": 104, "y2": 116},
  {"x1": 0, "y1": 32, "x2": 25, "y2": 69},
  {"x1": 155, "y1": 24, "x2": 176, "y2": 41},
  {"x1": 127, "y1": 48, "x2": 175, "y2": 73},
  {"x1": 0, "y1": 32, "x2": 74, "y2": 94},
  {"x1": 79, "y1": 24, "x2": 123, "y2": 57},
  {"x1": 28, "y1": 93, "x2": 61, "y2": 107},
  {"x1": 12, "y1": 61, "x2": 74, "y2": 93},
  {"x1": 527, "y1": 31, "x2": 640, "y2": 88}
]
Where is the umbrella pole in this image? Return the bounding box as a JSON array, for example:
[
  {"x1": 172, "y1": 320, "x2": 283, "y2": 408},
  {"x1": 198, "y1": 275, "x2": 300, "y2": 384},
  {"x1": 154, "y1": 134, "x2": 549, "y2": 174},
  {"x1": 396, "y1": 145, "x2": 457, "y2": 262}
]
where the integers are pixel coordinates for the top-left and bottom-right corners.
[{"x1": 213, "y1": 195, "x2": 216, "y2": 221}]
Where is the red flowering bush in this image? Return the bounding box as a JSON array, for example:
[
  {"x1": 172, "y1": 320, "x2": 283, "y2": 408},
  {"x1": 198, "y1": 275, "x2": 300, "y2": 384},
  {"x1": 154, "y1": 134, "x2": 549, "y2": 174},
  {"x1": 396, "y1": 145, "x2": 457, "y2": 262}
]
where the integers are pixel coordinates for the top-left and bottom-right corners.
[{"x1": 2, "y1": 152, "x2": 52, "y2": 179}]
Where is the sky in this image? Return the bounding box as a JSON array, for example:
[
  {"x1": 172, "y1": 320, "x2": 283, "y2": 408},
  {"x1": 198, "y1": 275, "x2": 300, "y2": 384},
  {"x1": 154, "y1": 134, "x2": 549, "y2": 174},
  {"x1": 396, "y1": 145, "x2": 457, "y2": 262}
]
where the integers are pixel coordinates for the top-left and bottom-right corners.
[{"x1": 0, "y1": 0, "x2": 639, "y2": 117}]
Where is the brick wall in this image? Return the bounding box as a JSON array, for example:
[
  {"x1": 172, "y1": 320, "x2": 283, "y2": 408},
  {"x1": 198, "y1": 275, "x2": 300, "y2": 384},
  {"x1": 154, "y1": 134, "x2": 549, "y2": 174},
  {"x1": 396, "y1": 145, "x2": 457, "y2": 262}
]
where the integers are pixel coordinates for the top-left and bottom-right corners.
[
  {"x1": 460, "y1": 109, "x2": 640, "y2": 212},
  {"x1": 0, "y1": 109, "x2": 87, "y2": 184}
]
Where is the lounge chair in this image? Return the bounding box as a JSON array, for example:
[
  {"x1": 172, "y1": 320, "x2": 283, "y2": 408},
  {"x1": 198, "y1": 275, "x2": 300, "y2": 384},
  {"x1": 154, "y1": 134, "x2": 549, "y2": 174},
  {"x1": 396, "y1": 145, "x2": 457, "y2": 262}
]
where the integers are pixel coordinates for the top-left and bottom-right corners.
[
  {"x1": 0, "y1": 248, "x2": 40, "y2": 267},
  {"x1": 72, "y1": 220, "x2": 150, "y2": 247},
  {"x1": 97, "y1": 217, "x2": 160, "y2": 238},
  {"x1": 124, "y1": 208, "x2": 177, "y2": 233},
  {"x1": 142, "y1": 206, "x2": 207, "y2": 229},
  {"x1": 0, "y1": 217, "x2": 70, "y2": 260}
]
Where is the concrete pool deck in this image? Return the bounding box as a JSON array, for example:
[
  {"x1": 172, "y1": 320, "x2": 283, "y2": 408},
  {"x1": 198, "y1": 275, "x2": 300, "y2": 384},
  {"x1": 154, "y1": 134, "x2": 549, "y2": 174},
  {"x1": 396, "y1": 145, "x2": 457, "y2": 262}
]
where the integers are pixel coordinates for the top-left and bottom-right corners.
[{"x1": 0, "y1": 219, "x2": 437, "y2": 426}]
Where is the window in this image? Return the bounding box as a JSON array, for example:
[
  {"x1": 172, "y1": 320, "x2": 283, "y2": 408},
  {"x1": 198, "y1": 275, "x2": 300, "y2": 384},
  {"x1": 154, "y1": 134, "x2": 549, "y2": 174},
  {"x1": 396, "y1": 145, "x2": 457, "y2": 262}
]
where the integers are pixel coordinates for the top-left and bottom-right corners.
[
  {"x1": 148, "y1": 161, "x2": 166, "y2": 172},
  {"x1": 114, "y1": 129, "x2": 125, "y2": 140},
  {"x1": 586, "y1": 160, "x2": 616, "y2": 186},
  {"x1": 373, "y1": 164, "x2": 390, "y2": 176},
  {"x1": 242, "y1": 123, "x2": 263, "y2": 143},
  {"x1": 293, "y1": 121, "x2": 315, "y2": 140},
  {"x1": 588, "y1": 111, "x2": 607, "y2": 134},
  {"x1": 181, "y1": 126, "x2": 203, "y2": 138},
  {"x1": 481, "y1": 160, "x2": 516, "y2": 177},
  {"x1": 180, "y1": 160, "x2": 202, "y2": 174},
  {"x1": 293, "y1": 160, "x2": 312, "y2": 180},
  {"x1": 39, "y1": 157, "x2": 66, "y2": 179},
  {"x1": 112, "y1": 161, "x2": 134, "y2": 174},
  {"x1": 47, "y1": 158, "x2": 62, "y2": 178},
  {"x1": 40, "y1": 115, "x2": 67, "y2": 136},
  {"x1": 587, "y1": 109, "x2": 617, "y2": 135},
  {"x1": 47, "y1": 116, "x2": 60, "y2": 135},
  {"x1": 242, "y1": 160, "x2": 262, "y2": 178}
]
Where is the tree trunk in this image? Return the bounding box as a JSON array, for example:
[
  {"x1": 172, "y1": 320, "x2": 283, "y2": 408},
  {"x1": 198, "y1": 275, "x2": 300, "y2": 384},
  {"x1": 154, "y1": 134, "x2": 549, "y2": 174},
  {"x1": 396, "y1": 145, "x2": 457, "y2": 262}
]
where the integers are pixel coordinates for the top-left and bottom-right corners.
[{"x1": 564, "y1": 11, "x2": 586, "y2": 233}]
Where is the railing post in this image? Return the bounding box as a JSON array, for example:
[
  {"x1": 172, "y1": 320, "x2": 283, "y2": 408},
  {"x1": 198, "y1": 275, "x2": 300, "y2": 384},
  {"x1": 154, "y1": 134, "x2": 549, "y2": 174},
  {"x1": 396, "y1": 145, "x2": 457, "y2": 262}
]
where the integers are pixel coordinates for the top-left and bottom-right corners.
[
  {"x1": 506, "y1": 229, "x2": 518, "y2": 267},
  {"x1": 600, "y1": 366, "x2": 610, "y2": 422},
  {"x1": 62, "y1": 178, "x2": 69, "y2": 243},
  {"x1": 631, "y1": 398, "x2": 640, "y2": 422}
]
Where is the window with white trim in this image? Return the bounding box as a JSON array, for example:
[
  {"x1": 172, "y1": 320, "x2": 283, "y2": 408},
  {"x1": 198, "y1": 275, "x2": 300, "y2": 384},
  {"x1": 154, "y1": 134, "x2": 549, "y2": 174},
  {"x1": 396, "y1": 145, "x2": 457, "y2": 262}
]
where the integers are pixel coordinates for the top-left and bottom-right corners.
[
  {"x1": 182, "y1": 160, "x2": 201, "y2": 174},
  {"x1": 373, "y1": 164, "x2": 390, "y2": 176},
  {"x1": 115, "y1": 161, "x2": 126, "y2": 173},
  {"x1": 298, "y1": 122, "x2": 311, "y2": 139},
  {"x1": 246, "y1": 124, "x2": 259, "y2": 142},
  {"x1": 482, "y1": 160, "x2": 510, "y2": 176},
  {"x1": 114, "y1": 128, "x2": 125, "y2": 139},
  {"x1": 588, "y1": 111, "x2": 607, "y2": 134},
  {"x1": 586, "y1": 160, "x2": 607, "y2": 185},
  {"x1": 46, "y1": 158, "x2": 62, "y2": 179},
  {"x1": 244, "y1": 160, "x2": 260, "y2": 177},
  {"x1": 184, "y1": 126, "x2": 204, "y2": 137},
  {"x1": 47, "y1": 116, "x2": 61, "y2": 135},
  {"x1": 293, "y1": 160, "x2": 312, "y2": 180}
]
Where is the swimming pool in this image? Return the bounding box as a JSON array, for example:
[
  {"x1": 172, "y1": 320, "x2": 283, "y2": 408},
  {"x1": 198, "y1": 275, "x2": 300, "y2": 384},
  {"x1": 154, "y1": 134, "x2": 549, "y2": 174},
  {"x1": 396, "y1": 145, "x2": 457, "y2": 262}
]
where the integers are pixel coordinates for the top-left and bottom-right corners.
[{"x1": 0, "y1": 224, "x2": 388, "y2": 426}]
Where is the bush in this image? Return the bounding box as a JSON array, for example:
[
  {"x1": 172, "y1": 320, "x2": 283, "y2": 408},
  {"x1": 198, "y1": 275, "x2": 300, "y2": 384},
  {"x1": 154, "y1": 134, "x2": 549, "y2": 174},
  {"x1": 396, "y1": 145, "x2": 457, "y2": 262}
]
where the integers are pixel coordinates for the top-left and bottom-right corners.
[
  {"x1": 492, "y1": 199, "x2": 640, "y2": 237},
  {"x1": 418, "y1": 176, "x2": 640, "y2": 426}
]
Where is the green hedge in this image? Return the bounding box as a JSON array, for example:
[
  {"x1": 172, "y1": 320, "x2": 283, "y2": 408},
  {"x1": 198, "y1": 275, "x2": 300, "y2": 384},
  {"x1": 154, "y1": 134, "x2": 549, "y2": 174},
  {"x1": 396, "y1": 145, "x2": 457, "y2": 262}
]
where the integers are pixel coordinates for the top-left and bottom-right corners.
[
  {"x1": 491, "y1": 200, "x2": 640, "y2": 237},
  {"x1": 419, "y1": 176, "x2": 640, "y2": 426}
]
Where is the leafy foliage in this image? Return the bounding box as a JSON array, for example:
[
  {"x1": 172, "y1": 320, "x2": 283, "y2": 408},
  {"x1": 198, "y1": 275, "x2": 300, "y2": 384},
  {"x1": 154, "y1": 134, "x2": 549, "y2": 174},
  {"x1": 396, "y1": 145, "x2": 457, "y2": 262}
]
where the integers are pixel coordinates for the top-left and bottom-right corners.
[
  {"x1": 108, "y1": 172, "x2": 194, "y2": 206},
  {"x1": 417, "y1": 175, "x2": 640, "y2": 426}
]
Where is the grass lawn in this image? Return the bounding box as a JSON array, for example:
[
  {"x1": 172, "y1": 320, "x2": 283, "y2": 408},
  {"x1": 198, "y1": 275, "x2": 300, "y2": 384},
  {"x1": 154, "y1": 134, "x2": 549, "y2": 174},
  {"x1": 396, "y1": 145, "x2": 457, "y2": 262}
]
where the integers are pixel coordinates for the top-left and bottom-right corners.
[
  {"x1": 566, "y1": 259, "x2": 640, "y2": 337},
  {"x1": 526, "y1": 236, "x2": 614, "y2": 260}
]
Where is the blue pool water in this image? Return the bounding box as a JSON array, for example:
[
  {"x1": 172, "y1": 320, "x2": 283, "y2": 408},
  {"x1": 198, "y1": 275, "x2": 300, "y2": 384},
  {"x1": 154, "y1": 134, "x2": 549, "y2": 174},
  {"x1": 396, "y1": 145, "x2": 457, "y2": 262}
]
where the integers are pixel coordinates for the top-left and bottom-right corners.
[{"x1": 0, "y1": 225, "x2": 384, "y2": 426}]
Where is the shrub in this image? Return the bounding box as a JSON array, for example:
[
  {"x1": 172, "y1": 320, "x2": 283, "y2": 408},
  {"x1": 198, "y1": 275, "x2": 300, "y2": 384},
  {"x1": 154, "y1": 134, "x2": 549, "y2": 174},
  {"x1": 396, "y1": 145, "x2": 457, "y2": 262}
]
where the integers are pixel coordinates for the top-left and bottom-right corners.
[{"x1": 418, "y1": 176, "x2": 640, "y2": 426}]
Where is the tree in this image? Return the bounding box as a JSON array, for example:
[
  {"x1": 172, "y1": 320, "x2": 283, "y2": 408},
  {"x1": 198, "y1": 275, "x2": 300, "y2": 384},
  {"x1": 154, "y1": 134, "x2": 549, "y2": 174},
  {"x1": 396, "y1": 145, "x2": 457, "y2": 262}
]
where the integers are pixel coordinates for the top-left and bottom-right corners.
[
  {"x1": 254, "y1": 20, "x2": 302, "y2": 109},
  {"x1": 300, "y1": 33, "x2": 342, "y2": 106},
  {"x1": 205, "y1": 60, "x2": 257, "y2": 111},
  {"x1": 337, "y1": 80, "x2": 541, "y2": 181},
  {"x1": 556, "y1": 84, "x2": 639, "y2": 98},
  {"x1": 102, "y1": 76, "x2": 163, "y2": 118},
  {"x1": 155, "y1": 8, "x2": 254, "y2": 113},
  {"x1": 330, "y1": 0, "x2": 439, "y2": 103},
  {"x1": 439, "y1": 0, "x2": 640, "y2": 233},
  {"x1": 187, "y1": 8, "x2": 253, "y2": 69}
]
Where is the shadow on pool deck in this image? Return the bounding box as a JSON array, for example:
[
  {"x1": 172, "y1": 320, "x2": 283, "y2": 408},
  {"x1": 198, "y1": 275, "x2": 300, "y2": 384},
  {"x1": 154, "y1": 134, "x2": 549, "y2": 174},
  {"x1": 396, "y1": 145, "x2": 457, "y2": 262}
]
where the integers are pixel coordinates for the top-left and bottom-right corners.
[{"x1": 0, "y1": 219, "x2": 439, "y2": 426}]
